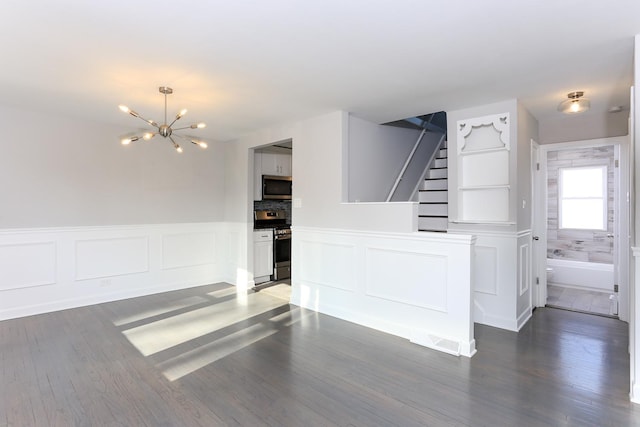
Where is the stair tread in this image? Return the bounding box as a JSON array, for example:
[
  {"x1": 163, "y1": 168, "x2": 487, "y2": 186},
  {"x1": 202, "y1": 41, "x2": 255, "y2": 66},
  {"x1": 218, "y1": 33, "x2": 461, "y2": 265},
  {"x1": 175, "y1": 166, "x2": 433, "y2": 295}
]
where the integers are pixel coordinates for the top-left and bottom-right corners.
[
  {"x1": 419, "y1": 229, "x2": 447, "y2": 233},
  {"x1": 418, "y1": 215, "x2": 448, "y2": 218},
  {"x1": 419, "y1": 189, "x2": 447, "y2": 192},
  {"x1": 419, "y1": 202, "x2": 448, "y2": 204},
  {"x1": 425, "y1": 178, "x2": 447, "y2": 181}
]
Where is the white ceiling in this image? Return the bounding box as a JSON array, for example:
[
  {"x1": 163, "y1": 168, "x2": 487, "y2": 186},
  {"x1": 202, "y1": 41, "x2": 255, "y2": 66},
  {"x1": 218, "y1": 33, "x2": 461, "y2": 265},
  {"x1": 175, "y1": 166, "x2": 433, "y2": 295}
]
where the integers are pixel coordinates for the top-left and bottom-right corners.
[{"x1": 1, "y1": 1, "x2": 639, "y2": 142}]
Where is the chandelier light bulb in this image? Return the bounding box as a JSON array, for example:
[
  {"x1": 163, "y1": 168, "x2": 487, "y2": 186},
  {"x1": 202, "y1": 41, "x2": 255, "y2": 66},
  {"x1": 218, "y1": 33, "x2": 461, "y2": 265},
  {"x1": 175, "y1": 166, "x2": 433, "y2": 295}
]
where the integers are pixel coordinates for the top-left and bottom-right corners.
[
  {"x1": 119, "y1": 87, "x2": 208, "y2": 153},
  {"x1": 191, "y1": 139, "x2": 208, "y2": 149}
]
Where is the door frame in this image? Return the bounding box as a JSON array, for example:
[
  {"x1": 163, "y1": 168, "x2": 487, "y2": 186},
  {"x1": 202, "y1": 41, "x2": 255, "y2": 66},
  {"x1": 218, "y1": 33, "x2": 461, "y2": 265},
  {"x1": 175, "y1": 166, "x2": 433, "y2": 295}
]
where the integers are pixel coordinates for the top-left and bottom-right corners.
[
  {"x1": 532, "y1": 136, "x2": 630, "y2": 321},
  {"x1": 531, "y1": 140, "x2": 547, "y2": 308}
]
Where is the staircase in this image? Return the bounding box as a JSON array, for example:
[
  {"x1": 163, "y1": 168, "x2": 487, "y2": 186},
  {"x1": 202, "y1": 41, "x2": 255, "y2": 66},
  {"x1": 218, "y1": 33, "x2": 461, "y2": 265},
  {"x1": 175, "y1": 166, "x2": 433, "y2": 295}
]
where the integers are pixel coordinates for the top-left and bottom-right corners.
[{"x1": 418, "y1": 141, "x2": 448, "y2": 232}]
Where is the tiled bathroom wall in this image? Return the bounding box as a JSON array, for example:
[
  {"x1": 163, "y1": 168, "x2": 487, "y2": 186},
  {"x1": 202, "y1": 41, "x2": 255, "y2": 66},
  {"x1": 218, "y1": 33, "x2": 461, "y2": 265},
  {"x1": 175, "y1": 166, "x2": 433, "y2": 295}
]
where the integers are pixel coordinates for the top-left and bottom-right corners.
[{"x1": 546, "y1": 145, "x2": 614, "y2": 264}]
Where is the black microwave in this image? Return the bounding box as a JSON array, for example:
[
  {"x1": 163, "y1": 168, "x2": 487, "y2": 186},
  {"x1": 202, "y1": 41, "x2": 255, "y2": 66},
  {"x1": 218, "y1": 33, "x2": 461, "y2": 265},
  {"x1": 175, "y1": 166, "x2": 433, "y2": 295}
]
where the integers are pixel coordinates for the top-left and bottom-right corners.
[{"x1": 262, "y1": 175, "x2": 292, "y2": 200}]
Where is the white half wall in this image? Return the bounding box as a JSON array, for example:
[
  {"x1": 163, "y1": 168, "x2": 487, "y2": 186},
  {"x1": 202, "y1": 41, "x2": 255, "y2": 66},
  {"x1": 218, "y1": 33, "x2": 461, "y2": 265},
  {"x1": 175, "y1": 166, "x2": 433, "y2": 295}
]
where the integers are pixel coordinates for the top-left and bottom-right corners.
[
  {"x1": 451, "y1": 228, "x2": 531, "y2": 331},
  {"x1": 291, "y1": 226, "x2": 477, "y2": 357},
  {"x1": 0, "y1": 223, "x2": 233, "y2": 321}
]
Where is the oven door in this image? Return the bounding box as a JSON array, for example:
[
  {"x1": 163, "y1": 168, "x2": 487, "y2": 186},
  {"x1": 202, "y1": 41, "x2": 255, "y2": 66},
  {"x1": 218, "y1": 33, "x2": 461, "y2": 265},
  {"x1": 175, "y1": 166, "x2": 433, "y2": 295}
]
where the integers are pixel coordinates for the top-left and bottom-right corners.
[{"x1": 273, "y1": 234, "x2": 291, "y2": 280}]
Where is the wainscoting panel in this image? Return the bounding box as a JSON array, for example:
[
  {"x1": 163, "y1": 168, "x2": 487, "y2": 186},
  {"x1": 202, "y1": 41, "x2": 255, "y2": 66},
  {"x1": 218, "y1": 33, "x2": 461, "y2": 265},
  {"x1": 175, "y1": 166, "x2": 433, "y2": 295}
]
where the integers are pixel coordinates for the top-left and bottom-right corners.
[
  {"x1": 76, "y1": 237, "x2": 149, "y2": 280},
  {"x1": 0, "y1": 241, "x2": 56, "y2": 291},
  {"x1": 292, "y1": 227, "x2": 476, "y2": 357},
  {"x1": 519, "y1": 243, "x2": 530, "y2": 296},
  {"x1": 162, "y1": 232, "x2": 216, "y2": 270},
  {"x1": 0, "y1": 223, "x2": 227, "y2": 321},
  {"x1": 299, "y1": 241, "x2": 356, "y2": 291},
  {"x1": 450, "y1": 229, "x2": 531, "y2": 331},
  {"x1": 474, "y1": 246, "x2": 497, "y2": 295},
  {"x1": 366, "y1": 248, "x2": 447, "y2": 312}
]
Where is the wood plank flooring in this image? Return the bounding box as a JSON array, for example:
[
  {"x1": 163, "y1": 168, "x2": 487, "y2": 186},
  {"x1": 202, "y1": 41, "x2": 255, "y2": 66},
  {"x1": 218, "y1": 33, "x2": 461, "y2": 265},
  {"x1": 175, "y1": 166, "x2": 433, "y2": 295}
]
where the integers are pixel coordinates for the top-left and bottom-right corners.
[{"x1": 2, "y1": 282, "x2": 640, "y2": 426}]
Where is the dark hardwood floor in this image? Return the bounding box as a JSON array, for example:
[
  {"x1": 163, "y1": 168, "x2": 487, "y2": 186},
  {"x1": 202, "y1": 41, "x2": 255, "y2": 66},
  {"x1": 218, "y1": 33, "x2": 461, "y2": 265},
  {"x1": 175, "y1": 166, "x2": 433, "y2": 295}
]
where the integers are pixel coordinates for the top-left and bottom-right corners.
[{"x1": 2, "y1": 283, "x2": 640, "y2": 426}]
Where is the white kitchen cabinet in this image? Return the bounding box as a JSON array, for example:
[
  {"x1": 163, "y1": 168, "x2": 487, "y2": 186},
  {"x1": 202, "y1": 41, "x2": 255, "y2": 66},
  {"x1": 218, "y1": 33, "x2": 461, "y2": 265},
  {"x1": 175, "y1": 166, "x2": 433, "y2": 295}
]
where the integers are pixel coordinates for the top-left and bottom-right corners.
[
  {"x1": 261, "y1": 153, "x2": 291, "y2": 176},
  {"x1": 254, "y1": 152, "x2": 292, "y2": 201},
  {"x1": 253, "y1": 229, "x2": 273, "y2": 283}
]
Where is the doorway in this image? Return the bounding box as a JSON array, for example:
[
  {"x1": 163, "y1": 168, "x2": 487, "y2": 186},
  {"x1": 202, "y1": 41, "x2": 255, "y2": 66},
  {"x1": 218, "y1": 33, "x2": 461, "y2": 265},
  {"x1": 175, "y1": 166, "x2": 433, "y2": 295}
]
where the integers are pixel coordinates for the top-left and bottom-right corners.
[{"x1": 532, "y1": 136, "x2": 630, "y2": 321}]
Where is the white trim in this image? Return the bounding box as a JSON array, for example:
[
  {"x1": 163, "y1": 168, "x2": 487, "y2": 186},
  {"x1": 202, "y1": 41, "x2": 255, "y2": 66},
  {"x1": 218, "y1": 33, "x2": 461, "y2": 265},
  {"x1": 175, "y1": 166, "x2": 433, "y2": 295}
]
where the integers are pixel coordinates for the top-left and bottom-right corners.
[{"x1": 0, "y1": 222, "x2": 229, "y2": 321}]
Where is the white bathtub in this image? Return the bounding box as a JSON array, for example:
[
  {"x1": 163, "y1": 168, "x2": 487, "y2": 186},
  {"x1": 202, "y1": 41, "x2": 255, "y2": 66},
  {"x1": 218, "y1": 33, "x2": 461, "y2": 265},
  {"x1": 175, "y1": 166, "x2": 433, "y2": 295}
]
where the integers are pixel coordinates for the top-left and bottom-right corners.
[{"x1": 546, "y1": 258, "x2": 614, "y2": 292}]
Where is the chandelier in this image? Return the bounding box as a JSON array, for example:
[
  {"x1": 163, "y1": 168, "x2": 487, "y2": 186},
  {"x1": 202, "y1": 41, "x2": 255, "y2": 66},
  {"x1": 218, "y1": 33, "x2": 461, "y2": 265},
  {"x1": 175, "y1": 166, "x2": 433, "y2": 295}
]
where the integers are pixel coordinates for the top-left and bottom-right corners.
[{"x1": 119, "y1": 86, "x2": 208, "y2": 153}]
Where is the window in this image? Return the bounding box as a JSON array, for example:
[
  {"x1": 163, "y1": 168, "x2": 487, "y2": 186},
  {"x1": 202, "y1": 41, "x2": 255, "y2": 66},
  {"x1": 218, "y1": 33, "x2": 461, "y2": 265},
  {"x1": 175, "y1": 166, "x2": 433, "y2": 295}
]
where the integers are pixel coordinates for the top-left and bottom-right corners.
[{"x1": 558, "y1": 165, "x2": 607, "y2": 230}]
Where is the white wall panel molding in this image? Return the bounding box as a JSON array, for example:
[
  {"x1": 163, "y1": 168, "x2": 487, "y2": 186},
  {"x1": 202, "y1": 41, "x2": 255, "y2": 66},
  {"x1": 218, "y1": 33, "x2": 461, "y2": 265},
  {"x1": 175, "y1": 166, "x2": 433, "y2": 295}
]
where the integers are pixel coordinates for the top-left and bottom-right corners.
[
  {"x1": 291, "y1": 227, "x2": 476, "y2": 357},
  {"x1": 0, "y1": 223, "x2": 227, "y2": 321},
  {"x1": 162, "y1": 232, "x2": 216, "y2": 270},
  {"x1": 0, "y1": 241, "x2": 56, "y2": 291},
  {"x1": 365, "y1": 247, "x2": 447, "y2": 312},
  {"x1": 76, "y1": 236, "x2": 149, "y2": 281},
  {"x1": 457, "y1": 113, "x2": 510, "y2": 153},
  {"x1": 519, "y1": 243, "x2": 530, "y2": 296},
  {"x1": 453, "y1": 231, "x2": 521, "y2": 331},
  {"x1": 474, "y1": 246, "x2": 497, "y2": 295},
  {"x1": 299, "y1": 240, "x2": 356, "y2": 291}
]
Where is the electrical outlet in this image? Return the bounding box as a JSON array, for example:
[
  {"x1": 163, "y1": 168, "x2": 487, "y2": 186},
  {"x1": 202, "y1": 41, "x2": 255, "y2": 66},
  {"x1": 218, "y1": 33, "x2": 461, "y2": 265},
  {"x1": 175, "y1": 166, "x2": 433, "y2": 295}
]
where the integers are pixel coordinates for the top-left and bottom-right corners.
[{"x1": 614, "y1": 284, "x2": 619, "y2": 293}]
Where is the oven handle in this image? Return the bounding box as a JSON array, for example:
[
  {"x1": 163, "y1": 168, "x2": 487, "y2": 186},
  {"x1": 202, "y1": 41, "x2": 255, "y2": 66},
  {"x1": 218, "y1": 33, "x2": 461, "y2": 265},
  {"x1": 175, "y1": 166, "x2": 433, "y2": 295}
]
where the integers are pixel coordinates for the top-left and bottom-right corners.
[{"x1": 274, "y1": 234, "x2": 291, "y2": 240}]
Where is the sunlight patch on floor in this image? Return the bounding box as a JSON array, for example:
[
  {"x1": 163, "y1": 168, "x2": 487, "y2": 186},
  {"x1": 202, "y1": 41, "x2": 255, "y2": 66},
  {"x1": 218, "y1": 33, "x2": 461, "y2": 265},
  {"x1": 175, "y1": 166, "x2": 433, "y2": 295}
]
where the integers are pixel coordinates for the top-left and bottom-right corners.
[
  {"x1": 112, "y1": 296, "x2": 210, "y2": 327},
  {"x1": 159, "y1": 323, "x2": 278, "y2": 381},
  {"x1": 122, "y1": 292, "x2": 287, "y2": 356}
]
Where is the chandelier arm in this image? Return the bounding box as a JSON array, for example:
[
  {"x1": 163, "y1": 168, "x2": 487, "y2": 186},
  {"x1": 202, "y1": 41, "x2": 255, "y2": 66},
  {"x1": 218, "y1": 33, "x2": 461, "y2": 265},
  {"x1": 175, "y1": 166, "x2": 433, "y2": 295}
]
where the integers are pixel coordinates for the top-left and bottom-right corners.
[
  {"x1": 168, "y1": 135, "x2": 183, "y2": 153},
  {"x1": 172, "y1": 124, "x2": 198, "y2": 131},
  {"x1": 132, "y1": 113, "x2": 159, "y2": 128},
  {"x1": 167, "y1": 115, "x2": 183, "y2": 129}
]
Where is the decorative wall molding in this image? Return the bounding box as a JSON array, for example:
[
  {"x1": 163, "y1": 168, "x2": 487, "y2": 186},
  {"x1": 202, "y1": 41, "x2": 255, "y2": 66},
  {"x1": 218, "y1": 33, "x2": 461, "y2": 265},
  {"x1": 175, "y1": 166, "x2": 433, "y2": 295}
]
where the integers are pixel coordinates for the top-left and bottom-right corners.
[
  {"x1": 519, "y1": 243, "x2": 530, "y2": 296},
  {"x1": 365, "y1": 247, "x2": 448, "y2": 312},
  {"x1": 0, "y1": 241, "x2": 56, "y2": 291},
  {"x1": 291, "y1": 226, "x2": 476, "y2": 357},
  {"x1": 457, "y1": 112, "x2": 510, "y2": 154},
  {"x1": 474, "y1": 246, "x2": 497, "y2": 295},
  {"x1": 299, "y1": 240, "x2": 357, "y2": 291},
  {"x1": 76, "y1": 236, "x2": 149, "y2": 281},
  {"x1": 162, "y1": 232, "x2": 216, "y2": 270},
  {"x1": 0, "y1": 223, "x2": 227, "y2": 321}
]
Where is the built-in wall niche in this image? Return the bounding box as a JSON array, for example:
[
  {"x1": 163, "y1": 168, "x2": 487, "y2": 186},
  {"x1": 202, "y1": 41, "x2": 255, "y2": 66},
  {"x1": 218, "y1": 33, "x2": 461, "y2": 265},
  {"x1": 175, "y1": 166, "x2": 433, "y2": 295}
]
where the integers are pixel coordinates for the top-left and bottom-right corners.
[{"x1": 456, "y1": 113, "x2": 510, "y2": 223}]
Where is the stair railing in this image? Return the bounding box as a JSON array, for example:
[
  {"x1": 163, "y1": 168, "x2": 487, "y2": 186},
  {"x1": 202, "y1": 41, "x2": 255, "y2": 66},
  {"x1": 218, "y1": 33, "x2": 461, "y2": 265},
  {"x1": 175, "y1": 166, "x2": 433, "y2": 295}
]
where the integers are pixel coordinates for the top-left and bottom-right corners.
[
  {"x1": 409, "y1": 132, "x2": 447, "y2": 201},
  {"x1": 385, "y1": 128, "x2": 427, "y2": 202}
]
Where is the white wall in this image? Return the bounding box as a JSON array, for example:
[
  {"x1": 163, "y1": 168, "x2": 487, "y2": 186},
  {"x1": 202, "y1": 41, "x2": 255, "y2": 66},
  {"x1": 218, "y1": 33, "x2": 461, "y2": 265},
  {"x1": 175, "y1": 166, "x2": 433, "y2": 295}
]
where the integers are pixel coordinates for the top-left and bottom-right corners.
[
  {"x1": 225, "y1": 110, "x2": 475, "y2": 356},
  {"x1": 539, "y1": 112, "x2": 629, "y2": 144},
  {"x1": 517, "y1": 101, "x2": 538, "y2": 230},
  {"x1": 630, "y1": 34, "x2": 640, "y2": 404},
  {"x1": 347, "y1": 115, "x2": 422, "y2": 202},
  {"x1": 0, "y1": 105, "x2": 230, "y2": 319},
  {"x1": 0, "y1": 105, "x2": 226, "y2": 228},
  {"x1": 446, "y1": 99, "x2": 537, "y2": 331}
]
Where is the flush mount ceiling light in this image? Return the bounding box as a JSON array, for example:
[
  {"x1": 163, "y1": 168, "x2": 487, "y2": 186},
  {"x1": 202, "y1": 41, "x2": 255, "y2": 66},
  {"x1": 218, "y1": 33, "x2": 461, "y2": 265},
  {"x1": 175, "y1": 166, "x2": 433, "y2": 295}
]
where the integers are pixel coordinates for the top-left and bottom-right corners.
[
  {"x1": 558, "y1": 91, "x2": 590, "y2": 114},
  {"x1": 119, "y1": 86, "x2": 208, "y2": 153}
]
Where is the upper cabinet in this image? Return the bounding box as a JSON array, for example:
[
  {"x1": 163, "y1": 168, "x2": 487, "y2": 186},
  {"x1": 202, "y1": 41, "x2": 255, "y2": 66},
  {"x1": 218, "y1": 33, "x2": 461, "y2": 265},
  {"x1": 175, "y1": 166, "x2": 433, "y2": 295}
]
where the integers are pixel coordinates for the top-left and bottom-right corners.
[
  {"x1": 260, "y1": 152, "x2": 292, "y2": 176},
  {"x1": 254, "y1": 152, "x2": 292, "y2": 201}
]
